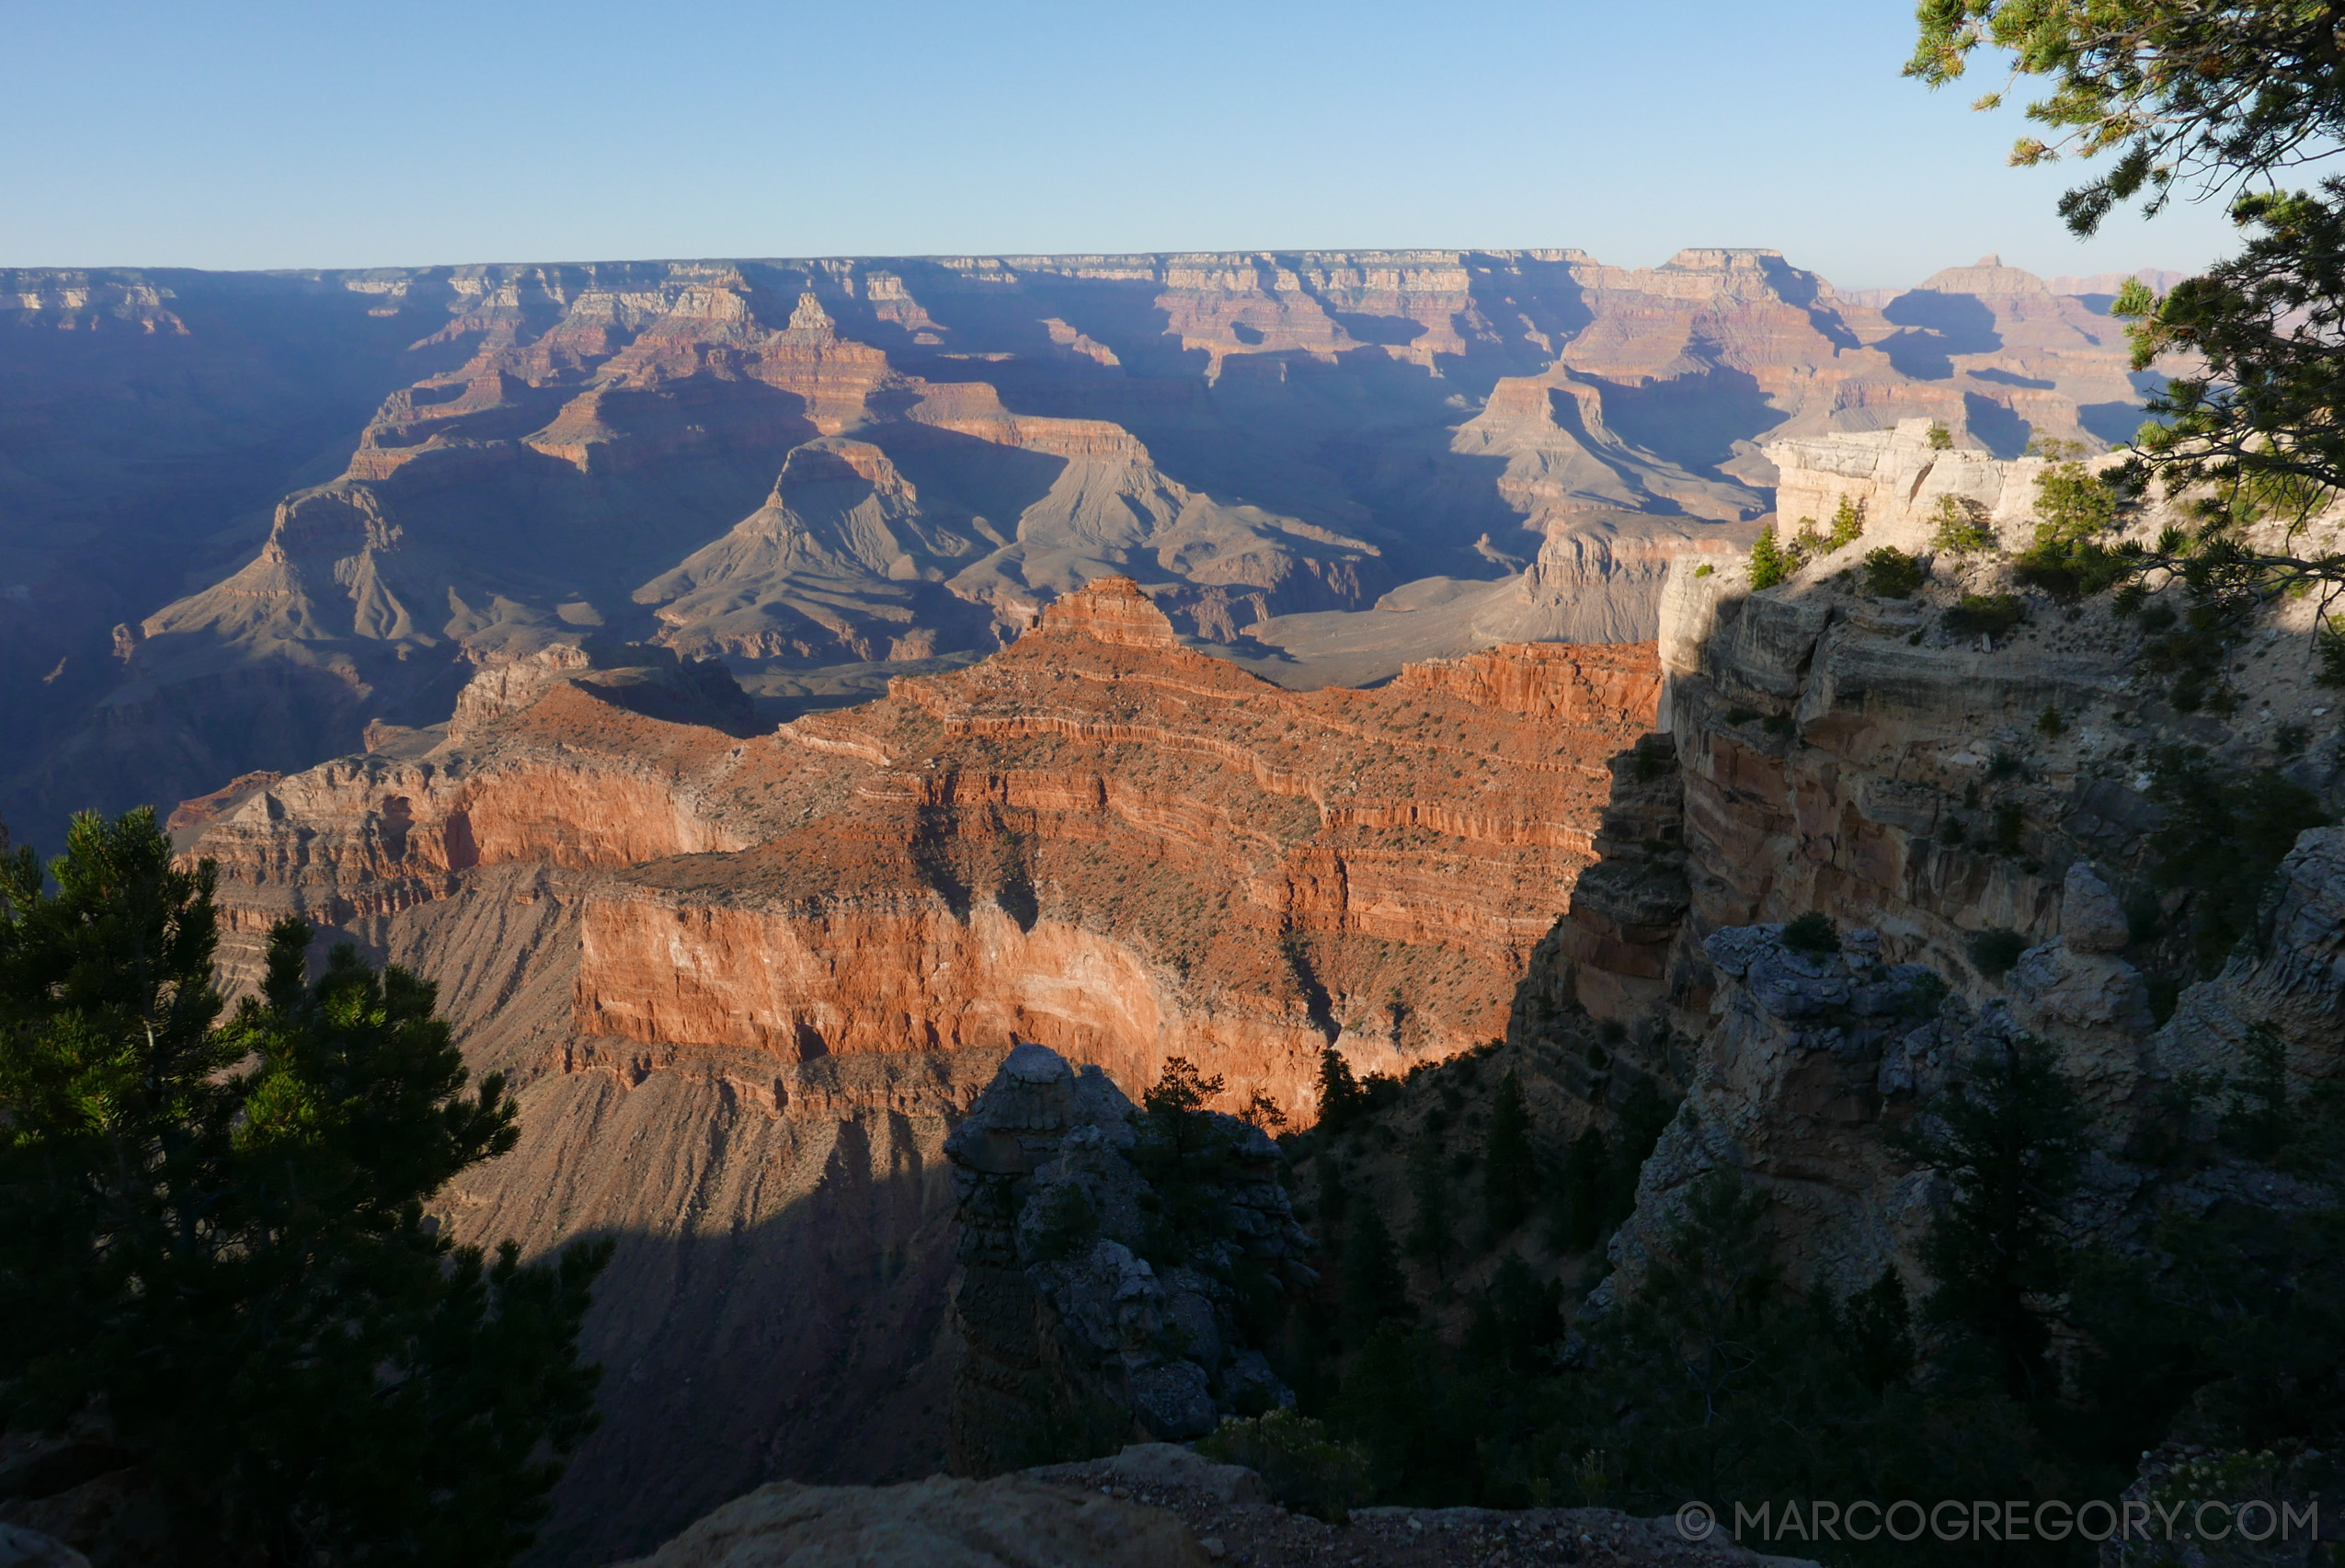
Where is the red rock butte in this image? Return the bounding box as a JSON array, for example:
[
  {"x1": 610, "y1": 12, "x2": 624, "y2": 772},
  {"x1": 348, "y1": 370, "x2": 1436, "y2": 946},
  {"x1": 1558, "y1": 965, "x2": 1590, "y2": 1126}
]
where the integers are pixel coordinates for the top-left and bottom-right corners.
[{"x1": 189, "y1": 576, "x2": 1660, "y2": 1121}]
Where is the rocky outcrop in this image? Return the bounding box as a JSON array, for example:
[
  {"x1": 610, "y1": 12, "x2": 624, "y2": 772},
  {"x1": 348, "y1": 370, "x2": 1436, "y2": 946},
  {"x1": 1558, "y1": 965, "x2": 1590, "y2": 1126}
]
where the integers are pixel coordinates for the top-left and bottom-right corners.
[
  {"x1": 1543, "y1": 438, "x2": 2345, "y2": 1312},
  {"x1": 1765, "y1": 418, "x2": 2058, "y2": 548},
  {"x1": 1600, "y1": 910, "x2": 2180, "y2": 1308},
  {"x1": 944, "y1": 1045, "x2": 1312, "y2": 1475},
  {"x1": 1599, "y1": 923, "x2": 2013, "y2": 1302},
  {"x1": 1530, "y1": 436, "x2": 2345, "y2": 1024},
  {"x1": 2150, "y1": 826, "x2": 2345, "y2": 1086}
]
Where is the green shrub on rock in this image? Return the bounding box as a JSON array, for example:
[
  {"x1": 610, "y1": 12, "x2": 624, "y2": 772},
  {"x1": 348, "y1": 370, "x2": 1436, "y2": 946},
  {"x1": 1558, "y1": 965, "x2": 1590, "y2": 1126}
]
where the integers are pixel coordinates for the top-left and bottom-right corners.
[
  {"x1": 1928, "y1": 494, "x2": 1996, "y2": 555},
  {"x1": 1782, "y1": 910, "x2": 1841, "y2": 956},
  {"x1": 1198, "y1": 1410, "x2": 1372, "y2": 1522},
  {"x1": 1861, "y1": 546, "x2": 1927, "y2": 599},
  {"x1": 1943, "y1": 593, "x2": 2026, "y2": 640}
]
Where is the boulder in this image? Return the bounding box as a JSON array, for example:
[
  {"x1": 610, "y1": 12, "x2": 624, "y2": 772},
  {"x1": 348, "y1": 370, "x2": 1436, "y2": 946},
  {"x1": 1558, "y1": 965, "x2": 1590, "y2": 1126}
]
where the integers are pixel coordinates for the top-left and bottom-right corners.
[{"x1": 2059, "y1": 862, "x2": 2131, "y2": 955}]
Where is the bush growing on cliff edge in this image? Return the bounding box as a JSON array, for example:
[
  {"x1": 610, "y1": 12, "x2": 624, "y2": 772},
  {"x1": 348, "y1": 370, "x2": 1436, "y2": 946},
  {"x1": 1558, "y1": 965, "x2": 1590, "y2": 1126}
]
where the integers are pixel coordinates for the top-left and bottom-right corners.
[
  {"x1": 1827, "y1": 496, "x2": 1867, "y2": 551},
  {"x1": 2316, "y1": 616, "x2": 2345, "y2": 687},
  {"x1": 1747, "y1": 523, "x2": 1793, "y2": 590},
  {"x1": 0, "y1": 808, "x2": 609, "y2": 1568},
  {"x1": 2012, "y1": 459, "x2": 2129, "y2": 602},
  {"x1": 1782, "y1": 910, "x2": 1841, "y2": 956},
  {"x1": 1927, "y1": 494, "x2": 1996, "y2": 555},
  {"x1": 1197, "y1": 1411, "x2": 1371, "y2": 1523},
  {"x1": 1942, "y1": 592, "x2": 2026, "y2": 641},
  {"x1": 1860, "y1": 546, "x2": 1927, "y2": 599}
]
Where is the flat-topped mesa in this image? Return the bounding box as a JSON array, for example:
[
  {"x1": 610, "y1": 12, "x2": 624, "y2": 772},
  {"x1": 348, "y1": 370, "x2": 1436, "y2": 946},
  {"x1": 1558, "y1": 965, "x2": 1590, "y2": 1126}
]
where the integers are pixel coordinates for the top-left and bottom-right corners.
[{"x1": 1024, "y1": 575, "x2": 1183, "y2": 651}]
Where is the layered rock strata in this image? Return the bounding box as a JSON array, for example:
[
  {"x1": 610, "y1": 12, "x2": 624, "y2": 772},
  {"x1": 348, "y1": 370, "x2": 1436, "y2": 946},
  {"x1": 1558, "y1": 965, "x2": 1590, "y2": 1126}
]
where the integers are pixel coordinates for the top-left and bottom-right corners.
[
  {"x1": 944, "y1": 1045, "x2": 1312, "y2": 1476},
  {"x1": 181, "y1": 577, "x2": 1658, "y2": 1562},
  {"x1": 1526, "y1": 434, "x2": 2345, "y2": 1304},
  {"x1": 10, "y1": 249, "x2": 2164, "y2": 852},
  {"x1": 1534, "y1": 432, "x2": 2345, "y2": 1032}
]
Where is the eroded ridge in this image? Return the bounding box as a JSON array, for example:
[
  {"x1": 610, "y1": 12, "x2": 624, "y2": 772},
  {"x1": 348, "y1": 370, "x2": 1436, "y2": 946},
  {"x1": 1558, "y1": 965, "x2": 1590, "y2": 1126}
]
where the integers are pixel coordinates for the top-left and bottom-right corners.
[{"x1": 190, "y1": 577, "x2": 1657, "y2": 1117}]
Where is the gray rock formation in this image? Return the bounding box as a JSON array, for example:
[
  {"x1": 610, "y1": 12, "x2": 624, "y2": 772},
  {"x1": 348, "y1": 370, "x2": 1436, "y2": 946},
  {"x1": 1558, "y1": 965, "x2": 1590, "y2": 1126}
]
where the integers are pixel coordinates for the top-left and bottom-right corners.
[
  {"x1": 2059, "y1": 861, "x2": 2131, "y2": 955},
  {"x1": 2153, "y1": 827, "x2": 2345, "y2": 1086},
  {"x1": 2004, "y1": 937, "x2": 2156, "y2": 1127},
  {"x1": 945, "y1": 1044, "x2": 1312, "y2": 1476},
  {"x1": 1599, "y1": 917, "x2": 2171, "y2": 1306},
  {"x1": 1598, "y1": 923, "x2": 1952, "y2": 1302}
]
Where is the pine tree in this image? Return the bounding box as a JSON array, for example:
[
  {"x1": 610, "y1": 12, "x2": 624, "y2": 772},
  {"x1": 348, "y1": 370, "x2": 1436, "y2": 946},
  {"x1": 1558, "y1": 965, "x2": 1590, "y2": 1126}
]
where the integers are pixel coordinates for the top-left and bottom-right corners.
[
  {"x1": 1835, "y1": 1266, "x2": 1916, "y2": 1393},
  {"x1": 1605, "y1": 1077, "x2": 1676, "y2": 1231},
  {"x1": 1555, "y1": 1125, "x2": 1611, "y2": 1253},
  {"x1": 1747, "y1": 523, "x2": 1792, "y2": 590},
  {"x1": 1482, "y1": 1070, "x2": 1536, "y2": 1237},
  {"x1": 0, "y1": 809, "x2": 609, "y2": 1565},
  {"x1": 1341, "y1": 1204, "x2": 1410, "y2": 1343},
  {"x1": 1826, "y1": 495, "x2": 1867, "y2": 551},
  {"x1": 1134, "y1": 1055, "x2": 1234, "y2": 1263},
  {"x1": 1894, "y1": 1033, "x2": 2086, "y2": 1403},
  {"x1": 1316, "y1": 1045, "x2": 1364, "y2": 1134},
  {"x1": 1403, "y1": 1122, "x2": 1451, "y2": 1267}
]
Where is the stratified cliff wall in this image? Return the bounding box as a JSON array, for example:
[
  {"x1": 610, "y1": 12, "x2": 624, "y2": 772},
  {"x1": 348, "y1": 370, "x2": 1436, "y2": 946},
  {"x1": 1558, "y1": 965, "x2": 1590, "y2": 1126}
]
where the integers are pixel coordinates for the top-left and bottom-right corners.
[
  {"x1": 184, "y1": 577, "x2": 1656, "y2": 1562},
  {"x1": 1527, "y1": 429, "x2": 2345, "y2": 1309}
]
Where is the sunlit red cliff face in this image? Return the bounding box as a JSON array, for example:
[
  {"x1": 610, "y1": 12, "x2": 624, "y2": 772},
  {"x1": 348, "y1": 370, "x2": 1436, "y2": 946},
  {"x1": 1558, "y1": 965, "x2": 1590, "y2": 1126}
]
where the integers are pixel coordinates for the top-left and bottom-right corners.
[{"x1": 182, "y1": 577, "x2": 1657, "y2": 1562}]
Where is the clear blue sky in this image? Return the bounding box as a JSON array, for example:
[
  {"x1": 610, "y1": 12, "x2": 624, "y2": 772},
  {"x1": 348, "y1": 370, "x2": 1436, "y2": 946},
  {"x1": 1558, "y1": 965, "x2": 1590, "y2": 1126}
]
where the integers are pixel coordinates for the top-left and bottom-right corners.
[{"x1": 1, "y1": 0, "x2": 2236, "y2": 289}]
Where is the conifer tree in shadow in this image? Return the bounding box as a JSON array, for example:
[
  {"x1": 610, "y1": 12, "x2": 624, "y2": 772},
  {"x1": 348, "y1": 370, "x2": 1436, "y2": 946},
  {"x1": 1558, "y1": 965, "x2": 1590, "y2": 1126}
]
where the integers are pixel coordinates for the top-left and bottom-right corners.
[{"x1": 0, "y1": 808, "x2": 609, "y2": 1567}]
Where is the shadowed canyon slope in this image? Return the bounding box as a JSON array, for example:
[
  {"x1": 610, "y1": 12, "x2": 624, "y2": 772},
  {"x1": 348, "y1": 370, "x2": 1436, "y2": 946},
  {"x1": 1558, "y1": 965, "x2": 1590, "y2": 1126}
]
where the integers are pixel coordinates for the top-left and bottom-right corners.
[
  {"x1": 4, "y1": 249, "x2": 2165, "y2": 845},
  {"x1": 182, "y1": 578, "x2": 1659, "y2": 1562}
]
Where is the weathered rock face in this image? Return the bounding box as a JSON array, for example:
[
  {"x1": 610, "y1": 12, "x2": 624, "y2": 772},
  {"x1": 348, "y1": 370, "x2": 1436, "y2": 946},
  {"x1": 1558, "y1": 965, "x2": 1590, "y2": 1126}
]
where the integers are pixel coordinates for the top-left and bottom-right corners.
[
  {"x1": 8, "y1": 251, "x2": 2162, "y2": 852},
  {"x1": 1530, "y1": 434, "x2": 2345, "y2": 1030},
  {"x1": 944, "y1": 1045, "x2": 1312, "y2": 1476},
  {"x1": 2149, "y1": 827, "x2": 2345, "y2": 1087},
  {"x1": 1598, "y1": 923, "x2": 1950, "y2": 1303},
  {"x1": 1535, "y1": 435, "x2": 2345, "y2": 1310},
  {"x1": 181, "y1": 576, "x2": 1657, "y2": 1562}
]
